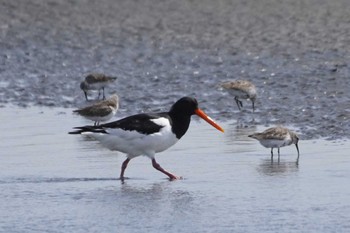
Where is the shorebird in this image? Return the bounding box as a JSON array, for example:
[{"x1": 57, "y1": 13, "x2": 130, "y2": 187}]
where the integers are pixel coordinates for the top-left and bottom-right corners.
[
  {"x1": 69, "y1": 97, "x2": 224, "y2": 181},
  {"x1": 219, "y1": 80, "x2": 257, "y2": 112},
  {"x1": 80, "y1": 73, "x2": 117, "y2": 101},
  {"x1": 73, "y1": 94, "x2": 119, "y2": 126},
  {"x1": 248, "y1": 126, "x2": 299, "y2": 159}
]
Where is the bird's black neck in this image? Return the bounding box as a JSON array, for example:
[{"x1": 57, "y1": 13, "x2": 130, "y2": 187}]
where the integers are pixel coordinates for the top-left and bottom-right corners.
[{"x1": 168, "y1": 112, "x2": 191, "y2": 139}]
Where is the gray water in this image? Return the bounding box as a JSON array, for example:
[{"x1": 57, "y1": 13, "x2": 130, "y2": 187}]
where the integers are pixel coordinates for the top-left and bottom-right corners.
[{"x1": 1, "y1": 106, "x2": 350, "y2": 232}]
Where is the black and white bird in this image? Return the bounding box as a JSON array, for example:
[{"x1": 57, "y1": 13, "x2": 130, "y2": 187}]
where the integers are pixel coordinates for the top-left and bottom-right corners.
[
  {"x1": 80, "y1": 73, "x2": 117, "y2": 101},
  {"x1": 69, "y1": 97, "x2": 224, "y2": 181}
]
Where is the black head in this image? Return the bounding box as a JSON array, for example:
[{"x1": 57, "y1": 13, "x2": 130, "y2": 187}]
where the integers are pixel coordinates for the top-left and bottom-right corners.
[
  {"x1": 168, "y1": 97, "x2": 224, "y2": 138},
  {"x1": 169, "y1": 97, "x2": 198, "y2": 116},
  {"x1": 167, "y1": 97, "x2": 198, "y2": 139},
  {"x1": 80, "y1": 81, "x2": 88, "y2": 90}
]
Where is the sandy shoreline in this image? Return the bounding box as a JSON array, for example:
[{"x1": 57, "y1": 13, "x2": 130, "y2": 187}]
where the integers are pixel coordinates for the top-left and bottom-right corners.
[{"x1": 0, "y1": 0, "x2": 349, "y2": 140}]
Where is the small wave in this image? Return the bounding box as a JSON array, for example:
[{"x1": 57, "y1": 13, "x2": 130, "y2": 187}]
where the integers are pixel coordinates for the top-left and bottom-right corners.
[{"x1": 0, "y1": 177, "x2": 119, "y2": 184}]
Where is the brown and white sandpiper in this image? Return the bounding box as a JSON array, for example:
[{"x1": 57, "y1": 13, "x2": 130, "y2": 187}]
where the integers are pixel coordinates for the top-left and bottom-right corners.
[
  {"x1": 80, "y1": 73, "x2": 117, "y2": 101},
  {"x1": 219, "y1": 80, "x2": 257, "y2": 112},
  {"x1": 248, "y1": 126, "x2": 300, "y2": 159},
  {"x1": 73, "y1": 94, "x2": 119, "y2": 126}
]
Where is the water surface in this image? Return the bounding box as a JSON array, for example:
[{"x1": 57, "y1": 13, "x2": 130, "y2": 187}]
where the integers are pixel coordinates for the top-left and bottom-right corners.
[{"x1": 1, "y1": 106, "x2": 349, "y2": 232}]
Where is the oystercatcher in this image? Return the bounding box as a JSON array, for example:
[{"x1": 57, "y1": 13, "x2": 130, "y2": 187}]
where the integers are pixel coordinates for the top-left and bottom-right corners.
[
  {"x1": 80, "y1": 73, "x2": 117, "y2": 100},
  {"x1": 248, "y1": 126, "x2": 299, "y2": 159},
  {"x1": 69, "y1": 97, "x2": 224, "y2": 181},
  {"x1": 73, "y1": 94, "x2": 119, "y2": 126},
  {"x1": 219, "y1": 80, "x2": 257, "y2": 112}
]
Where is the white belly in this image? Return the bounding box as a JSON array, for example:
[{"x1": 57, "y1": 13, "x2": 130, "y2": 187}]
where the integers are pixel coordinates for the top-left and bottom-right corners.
[
  {"x1": 83, "y1": 109, "x2": 116, "y2": 122},
  {"x1": 88, "y1": 118, "x2": 178, "y2": 158},
  {"x1": 259, "y1": 139, "x2": 292, "y2": 148},
  {"x1": 88, "y1": 82, "x2": 108, "y2": 90}
]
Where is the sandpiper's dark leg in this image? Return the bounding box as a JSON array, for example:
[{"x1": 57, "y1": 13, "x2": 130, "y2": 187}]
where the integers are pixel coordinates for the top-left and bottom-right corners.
[
  {"x1": 94, "y1": 121, "x2": 97, "y2": 126},
  {"x1": 98, "y1": 89, "x2": 101, "y2": 99},
  {"x1": 120, "y1": 158, "x2": 131, "y2": 182},
  {"x1": 278, "y1": 147, "x2": 280, "y2": 158},
  {"x1": 296, "y1": 143, "x2": 300, "y2": 164},
  {"x1": 295, "y1": 143, "x2": 300, "y2": 157},
  {"x1": 102, "y1": 87, "x2": 106, "y2": 100},
  {"x1": 271, "y1": 148, "x2": 274, "y2": 159},
  {"x1": 252, "y1": 100, "x2": 255, "y2": 112},
  {"x1": 84, "y1": 91, "x2": 88, "y2": 101},
  {"x1": 234, "y1": 97, "x2": 242, "y2": 110},
  {"x1": 152, "y1": 158, "x2": 179, "y2": 180}
]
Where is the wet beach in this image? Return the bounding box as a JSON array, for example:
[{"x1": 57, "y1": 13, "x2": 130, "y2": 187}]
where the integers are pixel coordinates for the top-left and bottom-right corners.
[
  {"x1": 0, "y1": 0, "x2": 349, "y2": 139},
  {"x1": 1, "y1": 0, "x2": 350, "y2": 232}
]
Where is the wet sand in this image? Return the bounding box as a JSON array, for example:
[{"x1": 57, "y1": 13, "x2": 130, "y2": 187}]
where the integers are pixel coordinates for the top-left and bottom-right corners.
[
  {"x1": 1, "y1": 106, "x2": 350, "y2": 232},
  {"x1": 0, "y1": 0, "x2": 350, "y2": 139}
]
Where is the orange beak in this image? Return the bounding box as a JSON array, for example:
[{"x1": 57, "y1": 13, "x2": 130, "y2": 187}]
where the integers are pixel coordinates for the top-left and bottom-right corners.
[{"x1": 195, "y1": 109, "x2": 224, "y2": 133}]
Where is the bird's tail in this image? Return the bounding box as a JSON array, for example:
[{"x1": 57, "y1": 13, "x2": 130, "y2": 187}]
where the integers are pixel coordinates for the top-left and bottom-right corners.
[
  {"x1": 68, "y1": 126, "x2": 107, "y2": 134},
  {"x1": 108, "y1": 76, "x2": 118, "y2": 81},
  {"x1": 72, "y1": 109, "x2": 82, "y2": 114},
  {"x1": 248, "y1": 134, "x2": 257, "y2": 139}
]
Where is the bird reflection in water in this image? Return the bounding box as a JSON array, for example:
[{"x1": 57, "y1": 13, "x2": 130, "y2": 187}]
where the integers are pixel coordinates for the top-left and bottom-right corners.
[{"x1": 257, "y1": 158, "x2": 299, "y2": 176}]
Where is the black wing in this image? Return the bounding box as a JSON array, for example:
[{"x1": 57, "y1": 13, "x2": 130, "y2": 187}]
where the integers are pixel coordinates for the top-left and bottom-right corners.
[
  {"x1": 69, "y1": 113, "x2": 170, "y2": 135},
  {"x1": 101, "y1": 113, "x2": 170, "y2": 135}
]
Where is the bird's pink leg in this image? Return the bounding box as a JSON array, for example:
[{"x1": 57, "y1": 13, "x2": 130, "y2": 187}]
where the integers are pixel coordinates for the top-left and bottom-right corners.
[
  {"x1": 120, "y1": 158, "x2": 130, "y2": 181},
  {"x1": 152, "y1": 158, "x2": 180, "y2": 180}
]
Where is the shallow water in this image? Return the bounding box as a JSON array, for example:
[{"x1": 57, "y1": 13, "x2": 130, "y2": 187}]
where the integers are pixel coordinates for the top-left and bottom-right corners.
[{"x1": 1, "y1": 106, "x2": 350, "y2": 232}]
